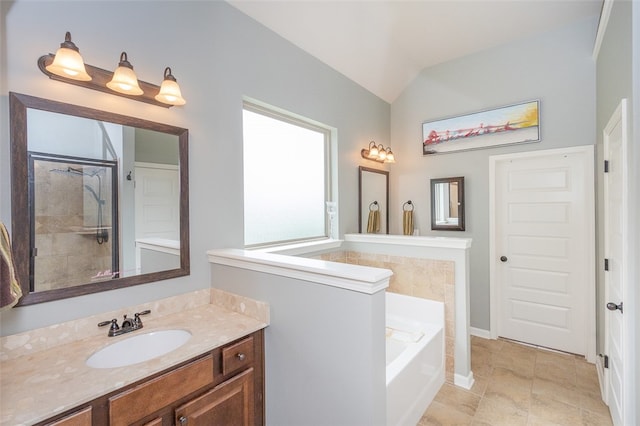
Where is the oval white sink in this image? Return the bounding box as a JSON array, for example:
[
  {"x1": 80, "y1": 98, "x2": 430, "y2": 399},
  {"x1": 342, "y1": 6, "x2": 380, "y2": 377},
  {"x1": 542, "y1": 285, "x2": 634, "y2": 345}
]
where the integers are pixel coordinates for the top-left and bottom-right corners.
[{"x1": 86, "y1": 329, "x2": 192, "y2": 369}]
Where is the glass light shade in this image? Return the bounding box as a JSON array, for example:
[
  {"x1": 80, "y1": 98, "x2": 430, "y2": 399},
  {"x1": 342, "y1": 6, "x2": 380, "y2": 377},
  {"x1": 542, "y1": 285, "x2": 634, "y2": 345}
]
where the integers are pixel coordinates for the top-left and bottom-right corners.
[
  {"x1": 377, "y1": 146, "x2": 387, "y2": 161},
  {"x1": 155, "y1": 67, "x2": 186, "y2": 106},
  {"x1": 46, "y1": 46, "x2": 91, "y2": 81},
  {"x1": 156, "y1": 79, "x2": 186, "y2": 105},
  {"x1": 385, "y1": 149, "x2": 395, "y2": 163},
  {"x1": 107, "y1": 65, "x2": 143, "y2": 95},
  {"x1": 369, "y1": 145, "x2": 379, "y2": 158},
  {"x1": 107, "y1": 52, "x2": 143, "y2": 96}
]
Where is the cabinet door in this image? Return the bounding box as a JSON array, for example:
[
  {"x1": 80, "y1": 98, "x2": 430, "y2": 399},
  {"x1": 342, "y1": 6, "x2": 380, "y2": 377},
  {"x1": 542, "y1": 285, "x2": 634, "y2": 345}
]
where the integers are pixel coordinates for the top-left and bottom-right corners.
[{"x1": 175, "y1": 368, "x2": 254, "y2": 426}]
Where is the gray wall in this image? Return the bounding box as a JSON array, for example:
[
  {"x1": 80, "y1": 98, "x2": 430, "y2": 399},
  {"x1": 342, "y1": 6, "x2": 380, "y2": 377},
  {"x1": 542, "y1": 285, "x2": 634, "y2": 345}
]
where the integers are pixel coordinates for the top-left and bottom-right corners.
[
  {"x1": 211, "y1": 264, "x2": 386, "y2": 426},
  {"x1": 135, "y1": 128, "x2": 179, "y2": 165},
  {"x1": 389, "y1": 18, "x2": 597, "y2": 331},
  {"x1": 0, "y1": 1, "x2": 390, "y2": 335}
]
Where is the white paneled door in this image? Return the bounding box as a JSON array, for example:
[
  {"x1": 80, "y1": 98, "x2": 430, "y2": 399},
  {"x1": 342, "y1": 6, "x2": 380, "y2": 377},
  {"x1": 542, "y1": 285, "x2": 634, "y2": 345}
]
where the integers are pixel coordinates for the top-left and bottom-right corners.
[
  {"x1": 491, "y1": 146, "x2": 595, "y2": 356},
  {"x1": 603, "y1": 99, "x2": 628, "y2": 426},
  {"x1": 134, "y1": 164, "x2": 180, "y2": 240}
]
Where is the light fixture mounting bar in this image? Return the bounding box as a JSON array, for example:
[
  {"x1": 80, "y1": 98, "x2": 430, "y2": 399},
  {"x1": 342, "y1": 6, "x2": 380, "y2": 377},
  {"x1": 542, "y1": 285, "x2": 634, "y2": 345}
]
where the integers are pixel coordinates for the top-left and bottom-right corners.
[
  {"x1": 38, "y1": 54, "x2": 171, "y2": 108},
  {"x1": 361, "y1": 148, "x2": 385, "y2": 163}
]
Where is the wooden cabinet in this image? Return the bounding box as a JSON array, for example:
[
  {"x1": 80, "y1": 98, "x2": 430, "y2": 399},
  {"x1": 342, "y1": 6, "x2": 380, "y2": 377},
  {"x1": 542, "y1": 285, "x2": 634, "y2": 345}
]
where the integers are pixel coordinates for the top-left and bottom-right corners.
[{"x1": 38, "y1": 330, "x2": 264, "y2": 426}]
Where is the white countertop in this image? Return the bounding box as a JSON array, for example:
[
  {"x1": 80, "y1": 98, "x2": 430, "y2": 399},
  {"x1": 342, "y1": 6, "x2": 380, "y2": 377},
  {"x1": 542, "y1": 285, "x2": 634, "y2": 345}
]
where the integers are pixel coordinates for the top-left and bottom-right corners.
[{"x1": 0, "y1": 301, "x2": 268, "y2": 425}]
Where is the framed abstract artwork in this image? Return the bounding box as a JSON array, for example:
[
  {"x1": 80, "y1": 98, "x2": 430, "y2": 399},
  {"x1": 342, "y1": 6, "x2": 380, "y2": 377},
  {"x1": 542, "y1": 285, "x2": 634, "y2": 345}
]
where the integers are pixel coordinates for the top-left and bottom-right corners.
[{"x1": 422, "y1": 100, "x2": 540, "y2": 155}]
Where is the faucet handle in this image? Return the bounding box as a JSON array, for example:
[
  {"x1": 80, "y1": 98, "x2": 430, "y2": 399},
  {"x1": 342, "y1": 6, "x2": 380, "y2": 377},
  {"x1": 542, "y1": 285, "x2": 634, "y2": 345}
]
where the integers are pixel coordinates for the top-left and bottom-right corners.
[
  {"x1": 98, "y1": 319, "x2": 120, "y2": 336},
  {"x1": 98, "y1": 318, "x2": 118, "y2": 329},
  {"x1": 134, "y1": 310, "x2": 151, "y2": 327}
]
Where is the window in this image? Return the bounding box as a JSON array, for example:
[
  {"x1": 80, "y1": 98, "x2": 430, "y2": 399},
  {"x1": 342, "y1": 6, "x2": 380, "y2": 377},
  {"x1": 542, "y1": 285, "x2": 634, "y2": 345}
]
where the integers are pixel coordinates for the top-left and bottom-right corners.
[{"x1": 243, "y1": 102, "x2": 332, "y2": 247}]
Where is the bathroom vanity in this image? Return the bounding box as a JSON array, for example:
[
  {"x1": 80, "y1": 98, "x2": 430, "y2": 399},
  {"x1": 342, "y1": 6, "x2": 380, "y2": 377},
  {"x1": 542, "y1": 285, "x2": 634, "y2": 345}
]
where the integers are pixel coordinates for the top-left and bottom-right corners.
[
  {"x1": 0, "y1": 290, "x2": 269, "y2": 426},
  {"x1": 42, "y1": 331, "x2": 263, "y2": 426}
]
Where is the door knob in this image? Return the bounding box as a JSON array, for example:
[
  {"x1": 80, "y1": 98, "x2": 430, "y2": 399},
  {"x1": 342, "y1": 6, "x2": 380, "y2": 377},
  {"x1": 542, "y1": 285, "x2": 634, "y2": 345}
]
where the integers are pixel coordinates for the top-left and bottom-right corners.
[
  {"x1": 500, "y1": 256, "x2": 508, "y2": 262},
  {"x1": 178, "y1": 415, "x2": 188, "y2": 425},
  {"x1": 606, "y1": 302, "x2": 623, "y2": 313}
]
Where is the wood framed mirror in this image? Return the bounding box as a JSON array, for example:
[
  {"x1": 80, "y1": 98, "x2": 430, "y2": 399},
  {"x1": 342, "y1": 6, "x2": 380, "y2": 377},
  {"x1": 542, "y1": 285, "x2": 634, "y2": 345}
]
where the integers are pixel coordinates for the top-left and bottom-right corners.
[
  {"x1": 358, "y1": 166, "x2": 389, "y2": 234},
  {"x1": 9, "y1": 92, "x2": 190, "y2": 305},
  {"x1": 430, "y1": 176, "x2": 465, "y2": 231}
]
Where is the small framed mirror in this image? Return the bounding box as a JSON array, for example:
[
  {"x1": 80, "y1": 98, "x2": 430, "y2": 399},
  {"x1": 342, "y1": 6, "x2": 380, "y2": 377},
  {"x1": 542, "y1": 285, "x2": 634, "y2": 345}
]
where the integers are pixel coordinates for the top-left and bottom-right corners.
[
  {"x1": 358, "y1": 166, "x2": 389, "y2": 234},
  {"x1": 431, "y1": 176, "x2": 465, "y2": 231}
]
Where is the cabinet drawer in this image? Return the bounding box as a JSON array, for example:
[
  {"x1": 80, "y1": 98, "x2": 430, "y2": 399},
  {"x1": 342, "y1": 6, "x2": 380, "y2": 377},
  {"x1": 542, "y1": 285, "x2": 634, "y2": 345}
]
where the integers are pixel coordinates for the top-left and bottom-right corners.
[
  {"x1": 109, "y1": 355, "x2": 213, "y2": 425},
  {"x1": 222, "y1": 336, "x2": 254, "y2": 376},
  {"x1": 45, "y1": 407, "x2": 92, "y2": 426}
]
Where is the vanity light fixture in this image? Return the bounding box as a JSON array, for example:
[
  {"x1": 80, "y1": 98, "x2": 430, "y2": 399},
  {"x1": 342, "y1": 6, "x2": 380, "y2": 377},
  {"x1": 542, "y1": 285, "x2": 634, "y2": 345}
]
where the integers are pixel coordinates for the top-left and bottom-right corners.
[
  {"x1": 44, "y1": 32, "x2": 92, "y2": 81},
  {"x1": 361, "y1": 141, "x2": 396, "y2": 164},
  {"x1": 155, "y1": 67, "x2": 186, "y2": 106},
  {"x1": 106, "y1": 52, "x2": 143, "y2": 96},
  {"x1": 38, "y1": 32, "x2": 186, "y2": 108}
]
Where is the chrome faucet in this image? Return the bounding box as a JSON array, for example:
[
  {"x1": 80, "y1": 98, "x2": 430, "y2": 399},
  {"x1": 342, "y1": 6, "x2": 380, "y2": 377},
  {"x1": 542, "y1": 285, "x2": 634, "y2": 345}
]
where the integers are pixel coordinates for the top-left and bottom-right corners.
[{"x1": 98, "y1": 310, "x2": 151, "y2": 337}]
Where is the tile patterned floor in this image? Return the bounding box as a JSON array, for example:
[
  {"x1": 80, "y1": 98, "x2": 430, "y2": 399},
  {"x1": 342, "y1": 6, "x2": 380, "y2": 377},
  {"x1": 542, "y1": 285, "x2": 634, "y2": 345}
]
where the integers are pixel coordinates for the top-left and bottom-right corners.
[{"x1": 419, "y1": 336, "x2": 614, "y2": 426}]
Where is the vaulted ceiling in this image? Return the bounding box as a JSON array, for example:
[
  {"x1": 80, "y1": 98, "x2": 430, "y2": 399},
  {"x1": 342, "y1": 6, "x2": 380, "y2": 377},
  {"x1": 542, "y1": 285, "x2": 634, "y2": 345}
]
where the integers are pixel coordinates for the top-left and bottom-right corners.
[{"x1": 228, "y1": 0, "x2": 603, "y2": 103}]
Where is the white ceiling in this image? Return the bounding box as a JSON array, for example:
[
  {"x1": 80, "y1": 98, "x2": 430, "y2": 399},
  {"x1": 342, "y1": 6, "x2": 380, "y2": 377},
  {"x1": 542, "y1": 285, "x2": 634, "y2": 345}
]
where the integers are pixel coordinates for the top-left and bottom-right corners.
[{"x1": 227, "y1": 0, "x2": 603, "y2": 103}]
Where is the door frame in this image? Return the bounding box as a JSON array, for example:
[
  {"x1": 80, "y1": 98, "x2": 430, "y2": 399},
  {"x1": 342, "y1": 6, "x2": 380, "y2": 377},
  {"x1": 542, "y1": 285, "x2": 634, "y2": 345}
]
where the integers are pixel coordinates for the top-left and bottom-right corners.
[
  {"x1": 488, "y1": 145, "x2": 596, "y2": 362},
  {"x1": 602, "y1": 98, "x2": 631, "y2": 424}
]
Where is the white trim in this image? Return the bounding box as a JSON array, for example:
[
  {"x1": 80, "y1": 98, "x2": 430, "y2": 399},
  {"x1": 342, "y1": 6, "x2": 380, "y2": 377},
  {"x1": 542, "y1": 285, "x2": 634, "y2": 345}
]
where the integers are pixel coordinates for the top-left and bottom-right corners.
[
  {"x1": 255, "y1": 238, "x2": 342, "y2": 256},
  {"x1": 603, "y1": 99, "x2": 630, "y2": 425},
  {"x1": 454, "y1": 372, "x2": 475, "y2": 390},
  {"x1": 593, "y1": 0, "x2": 615, "y2": 61},
  {"x1": 489, "y1": 145, "x2": 597, "y2": 362},
  {"x1": 489, "y1": 153, "x2": 499, "y2": 341},
  {"x1": 344, "y1": 233, "x2": 472, "y2": 249},
  {"x1": 134, "y1": 161, "x2": 179, "y2": 170},
  {"x1": 207, "y1": 248, "x2": 391, "y2": 295},
  {"x1": 470, "y1": 327, "x2": 492, "y2": 340},
  {"x1": 135, "y1": 238, "x2": 180, "y2": 255}
]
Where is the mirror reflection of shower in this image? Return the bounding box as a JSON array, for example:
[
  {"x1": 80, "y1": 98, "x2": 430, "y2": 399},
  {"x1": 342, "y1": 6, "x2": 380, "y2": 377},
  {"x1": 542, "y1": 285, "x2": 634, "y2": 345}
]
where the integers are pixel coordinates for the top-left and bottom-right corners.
[
  {"x1": 49, "y1": 166, "x2": 109, "y2": 244},
  {"x1": 29, "y1": 152, "x2": 119, "y2": 292}
]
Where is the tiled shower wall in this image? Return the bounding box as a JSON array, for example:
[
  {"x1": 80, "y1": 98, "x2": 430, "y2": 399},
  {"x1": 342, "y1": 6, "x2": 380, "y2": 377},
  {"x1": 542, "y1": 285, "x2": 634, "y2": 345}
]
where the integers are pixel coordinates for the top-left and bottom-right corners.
[
  {"x1": 33, "y1": 160, "x2": 113, "y2": 291},
  {"x1": 315, "y1": 250, "x2": 456, "y2": 383}
]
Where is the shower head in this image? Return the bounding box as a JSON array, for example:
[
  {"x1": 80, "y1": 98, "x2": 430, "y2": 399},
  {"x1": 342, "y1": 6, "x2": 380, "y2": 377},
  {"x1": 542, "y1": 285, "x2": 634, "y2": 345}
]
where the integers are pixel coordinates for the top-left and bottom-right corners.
[
  {"x1": 84, "y1": 184, "x2": 104, "y2": 205},
  {"x1": 49, "y1": 166, "x2": 103, "y2": 177},
  {"x1": 49, "y1": 166, "x2": 84, "y2": 176}
]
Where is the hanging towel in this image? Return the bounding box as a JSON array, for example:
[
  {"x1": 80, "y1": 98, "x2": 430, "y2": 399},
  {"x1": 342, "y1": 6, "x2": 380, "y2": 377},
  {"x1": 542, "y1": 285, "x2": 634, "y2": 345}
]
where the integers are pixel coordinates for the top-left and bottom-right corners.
[
  {"x1": 367, "y1": 210, "x2": 380, "y2": 233},
  {"x1": 403, "y1": 210, "x2": 413, "y2": 236},
  {"x1": 0, "y1": 222, "x2": 22, "y2": 310}
]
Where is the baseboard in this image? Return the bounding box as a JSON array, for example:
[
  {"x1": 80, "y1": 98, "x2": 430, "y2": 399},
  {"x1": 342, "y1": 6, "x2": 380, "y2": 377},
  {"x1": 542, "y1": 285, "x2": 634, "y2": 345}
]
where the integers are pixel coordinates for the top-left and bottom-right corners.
[
  {"x1": 454, "y1": 371, "x2": 475, "y2": 390},
  {"x1": 469, "y1": 327, "x2": 491, "y2": 339}
]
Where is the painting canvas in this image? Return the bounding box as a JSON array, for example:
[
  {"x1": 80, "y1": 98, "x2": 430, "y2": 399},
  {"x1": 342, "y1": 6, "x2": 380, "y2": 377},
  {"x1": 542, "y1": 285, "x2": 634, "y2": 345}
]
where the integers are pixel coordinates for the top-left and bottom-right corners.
[{"x1": 422, "y1": 100, "x2": 540, "y2": 155}]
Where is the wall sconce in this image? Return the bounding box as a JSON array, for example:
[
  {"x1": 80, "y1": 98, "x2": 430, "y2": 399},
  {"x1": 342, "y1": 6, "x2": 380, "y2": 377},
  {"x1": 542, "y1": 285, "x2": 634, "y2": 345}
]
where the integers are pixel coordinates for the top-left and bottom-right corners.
[
  {"x1": 38, "y1": 32, "x2": 185, "y2": 108},
  {"x1": 44, "y1": 31, "x2": 91, "y2": 81},
  {"x1": 106, "y1": 52, "x2": 143, "y2": 95},
  {"x1": 155, "y1": 67, "x2": 186, "y2": 106},
  {"x1": 361, "y1": 141, "x2": 396, "y2": 163}
]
